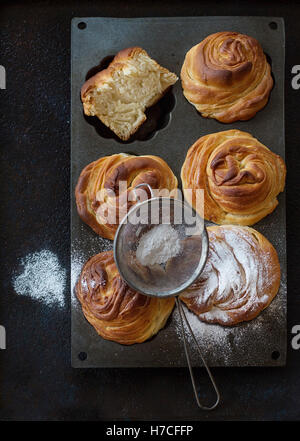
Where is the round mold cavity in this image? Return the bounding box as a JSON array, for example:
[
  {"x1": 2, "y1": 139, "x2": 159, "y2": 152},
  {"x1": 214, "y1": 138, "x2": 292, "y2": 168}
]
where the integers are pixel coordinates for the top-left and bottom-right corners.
[{"x1": 82, "y1": 55, "x2": 176, "y2": 144}]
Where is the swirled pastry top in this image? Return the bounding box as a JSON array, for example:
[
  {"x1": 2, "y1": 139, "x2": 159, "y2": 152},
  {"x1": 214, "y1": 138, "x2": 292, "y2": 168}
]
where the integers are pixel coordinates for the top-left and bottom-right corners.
[
  {"x1": 76, "y1": 251, "x2": 175, "y2": 345},
  {"x1": 181, "y1": 130, "x2": 286, "y2": 226},
  {"x1": 75, "y1": 153, "x2": 178, "y2": 240},
  {"x1": 180, "y1": 225, "x2": 280, "y2": 326},
  {"x1": 180, "y1": 32, "x2": 273, "y2": 122}
]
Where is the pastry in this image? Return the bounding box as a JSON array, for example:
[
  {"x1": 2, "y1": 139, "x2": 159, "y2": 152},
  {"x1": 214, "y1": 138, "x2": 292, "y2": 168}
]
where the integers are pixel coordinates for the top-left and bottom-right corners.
[
  {"x1": 75, "y1": 153, "x2": 178, "y2": 240},
  {"x1": 181, "y1": 32, "x2": 273, "y2": 122},
  {"x1": 81, "y1": 47, "x2": 178, "y2": 140},
  {"x1": 181, "y1": 130, "x2": 286, "y2": 225},
  {"x1": 180, "y1": 225, "x2": 281, "y2": 326},
  {"x1": 76, "y1": 251, "x2": 175, "y2": 345}
]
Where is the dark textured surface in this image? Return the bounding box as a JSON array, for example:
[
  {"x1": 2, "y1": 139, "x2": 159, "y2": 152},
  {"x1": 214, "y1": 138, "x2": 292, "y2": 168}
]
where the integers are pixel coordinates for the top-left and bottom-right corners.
[
  {"x1": 71, "y1": 16, "x2": 286, "y2": 368},
  {"x1": 0, "y1": 0, "x2": 299, "y2": 421}
]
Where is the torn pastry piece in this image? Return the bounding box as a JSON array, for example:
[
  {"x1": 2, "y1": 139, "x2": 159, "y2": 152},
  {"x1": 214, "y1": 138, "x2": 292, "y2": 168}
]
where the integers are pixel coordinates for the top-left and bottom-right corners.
[
  {"x1": 76, "y1": 251, "x2": 175, "y2": 345},
  {"x1": 81, "y1": 47, "x2": 178, "y2": 140},
  {"x1": 180, "y1": 225, "x2": 281, "y2": 326}
]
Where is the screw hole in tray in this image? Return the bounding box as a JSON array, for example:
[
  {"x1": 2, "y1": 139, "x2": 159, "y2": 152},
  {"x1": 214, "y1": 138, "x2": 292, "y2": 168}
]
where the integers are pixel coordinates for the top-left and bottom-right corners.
[
  {"x1": 78, "y1": 351, "x2": 87, "y2": 361},
  {"x1": 269, "y1": 22, "x2": 278, "y2": 30},
  {"x1": 78, "y1": 22, "x2": 87, "y2": 30},
  {"x1": 82, "y1": 55, "x2": 176, "y2": 144},
  {"x1": 271, "y1": 350, "x2": 280, "y2": 360}
]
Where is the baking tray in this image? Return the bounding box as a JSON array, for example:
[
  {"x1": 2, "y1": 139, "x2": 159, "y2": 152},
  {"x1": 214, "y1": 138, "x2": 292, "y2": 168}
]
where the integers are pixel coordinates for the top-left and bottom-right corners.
[{"x1": 71, "y1": 16, "x2": 286, "y2": 367}]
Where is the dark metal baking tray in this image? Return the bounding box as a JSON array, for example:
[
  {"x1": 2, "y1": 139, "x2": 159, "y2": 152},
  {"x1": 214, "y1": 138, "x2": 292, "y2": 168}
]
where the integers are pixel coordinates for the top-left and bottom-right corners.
[{"x1": 71, "y1": 16, "x2": 286, "y2": 367}]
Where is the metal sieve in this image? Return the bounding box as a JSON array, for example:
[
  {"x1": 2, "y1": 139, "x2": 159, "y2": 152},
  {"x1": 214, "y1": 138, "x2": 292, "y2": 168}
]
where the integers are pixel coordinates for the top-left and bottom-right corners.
[{"x1": 113, "y1": 184, "x2": 220, "y2": 410}]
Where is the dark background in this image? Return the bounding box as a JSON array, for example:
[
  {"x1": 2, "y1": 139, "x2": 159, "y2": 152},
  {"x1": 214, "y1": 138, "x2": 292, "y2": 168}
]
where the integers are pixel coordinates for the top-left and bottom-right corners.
[{"x1": 0, "y1": 0, "x2": 299, "y2": 421}]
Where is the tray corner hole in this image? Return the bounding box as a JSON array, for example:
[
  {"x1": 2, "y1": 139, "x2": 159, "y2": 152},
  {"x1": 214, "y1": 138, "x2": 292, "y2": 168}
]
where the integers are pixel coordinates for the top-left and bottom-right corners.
[
  {"x1": 82, "y1": 55, "x2": 176, "y2": 144},
  {"x1": 78, "y1": 351, "x2": 87, "y2": 361},
  {"x1": 269, "y1": 22, "x2": 278, "y2": 30},
  {"x1": 78, "y1": 22, "x2": 87, "y2": 30},
  {"x1": 271, "y1": 350, "x2": 280, "y2": 360}
]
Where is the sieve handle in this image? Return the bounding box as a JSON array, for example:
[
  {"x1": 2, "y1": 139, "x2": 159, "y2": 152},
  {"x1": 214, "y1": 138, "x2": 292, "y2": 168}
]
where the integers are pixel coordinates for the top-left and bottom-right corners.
[
  {"x1": 132, "y1": 183, "x2": 154, "y2": 200},
  {"x1": 175, "y1": 297, "x2": 220, "y2": 410}
]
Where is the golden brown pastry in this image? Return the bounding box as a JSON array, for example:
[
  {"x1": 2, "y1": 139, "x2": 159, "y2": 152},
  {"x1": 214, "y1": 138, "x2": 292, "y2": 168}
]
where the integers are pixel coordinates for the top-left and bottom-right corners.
[
  {"x1": 181, "y1": 130, "x2": 286, "y2": 225},
  {"x1": 81, "y1": 47, "x2": 178, "y2": 140},
  {"x1": 76, "y1": 251, "x2": 175, "y2": 345},
  {"x1": 75, "y1": 153, "x2": 178, "y2": 240},
  {"x1": 181, "y1": 32, "x2": 273, "y2": 122},
  {"x1": 180, "y1": 225, "x2": 280, "y2": 326}
]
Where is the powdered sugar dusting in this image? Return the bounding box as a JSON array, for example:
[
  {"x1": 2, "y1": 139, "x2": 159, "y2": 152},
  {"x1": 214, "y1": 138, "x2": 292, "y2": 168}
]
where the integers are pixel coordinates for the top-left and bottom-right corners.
[
  {"x1": 136, "y1": 224, "x2": 181, "y2": 266},
  {"x1": 71, "y1": 234, "x2": 112, "y2": 307},
  {"x1": 173, "y1": 305, "x2": 232, "y2": 363},
  {"x1": 13, "y1": 250, "x2": 66, "y2": 307},
  {"x1": 182, "y1": 227, "x2": 277, "y2": 325},
  {"x1": 71, "y1": 252, "x2": 86, "y2": 307},
  {"x1": 172, "y1": 291, "x2": 285, "y2": 366}
]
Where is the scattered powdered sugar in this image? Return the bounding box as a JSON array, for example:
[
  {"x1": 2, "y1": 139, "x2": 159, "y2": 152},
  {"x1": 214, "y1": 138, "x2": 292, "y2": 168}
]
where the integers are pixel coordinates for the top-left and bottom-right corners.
[
  {"x1": 13, "y1": 250, "x2": 66, "y2": 307},
  {"x1": 172, "y1": 296, "x2": 285, "y2": 365},
  {"x1": 136, "y1": 224, "x2": 181, "y2": 266},
  {"x1": 200, "y1": 306, "x2": 230, "y2": 324},
  {"x1": 70, "y1": 223, "x2": 286, "y2": 365},
  {"x1": 71, "y1": 252, "x2": 86, "y2": 307},
  {"x1": 71, "y1": 234, "x2": 113, "y2": 308},
  {"x1": 173, "y1": 306, "x2": 232, "y2": 362}
]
